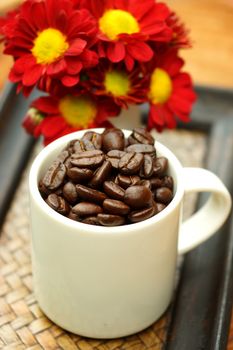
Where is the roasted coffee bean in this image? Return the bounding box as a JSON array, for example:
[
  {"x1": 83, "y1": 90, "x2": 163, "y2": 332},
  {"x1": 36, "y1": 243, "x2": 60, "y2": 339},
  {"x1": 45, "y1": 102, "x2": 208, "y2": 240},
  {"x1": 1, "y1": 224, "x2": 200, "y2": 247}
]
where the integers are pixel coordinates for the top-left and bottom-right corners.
[
  {"x1": 65, "y1": 140, "x2": 77, "y2": 153},
  {"x1": 117, "y1": 174, "x2": 140, "y2": 189},
  {"x1": 73, "y1": 139, "x2": 95, "y2": 152},
  {"x1": 106, "y1": 150, "x2": 126, "y2": 169},
  {"x1": 72, "y1": 202, "x2": 103, "y2": 217},
  {"x1": 153, "y1": 157, "x2": 168, "y2": 176},
  {"x1": 155, "y1": 202, "x2": 166, "y2": 213},
  {"x1": 42, "y1": 160, "x2": 66, "y2": 190},
  {"x1": 97, "y1": 213, "x2": 125, "y2": 226},
  {"x1": 88, "y1": 161, "x2": 112, "y2": 188},
  {"x1": 67, "y1": 167, "x2": 93, "y2": 183},
  {"x1": 82, "y1": 131, "x2": 102, "y2": 150},
  {"x1": 82, "y1": 216, "x2": 100, "y2": 225},
  {"x1": 103, "y1": 181, "x2": 125, "y2": 200},
  {"x1": 119, "y1": 152, "x2": 143, "y2": 175},
  {"x1": 103, "y1": 199, "x2": 130, "y2": 216},
  {"x1": 64, "y1": 157, "x2": 72, "y2": 170},
  {"x1": 161, "y1": 175, "x2": 174, "y2": 190},
  {"x1": 73, "y1": 140, "x2": 86, "y2": 152},
  {"x1": 124, "y1": 185, "x2": 153, "y2": 209},
  {"x1": 139, "y1": 180, "x2": 151, "y2": 189},
  {"x1": 129, "y1": 128, "x2": 154, "y2": 145},
  {"x1": 71, "y1": 150, "x2": 104, "y2": 169},
  {"x1": 154, "y1": 187, "x2": 173, "y2": 204},
  {"x1": 102, "y1": 128, "x2": 125, "y2": 152},
  {"x1": 76, "y1": 184, "x2": 107, "y2": 203},
  {"x1": 68, "y1": 211, "x2": 80, "y2": 221},
  {"x1": 128, "y1": 206, "x2": 156, "y2": 223},
  {"x1": 46, "y1": 194, "x2": 70, "y2": 215},
  {"x1": 127, "y1": 143, "x2": 156, "y2": 155},
  {"x1": 140, "y1": 154, "x2": 154, "y2": 178},
  {"x1": 63, "y1": 182, "x2": 78, "y2": 204},
  {"x1": 38, "y1": 180, "x2": 51, "y2": 198},
  {"x1": 57, "y1": 150, "x2": 70, "y2": 163},
  {"x1": 150, "y1": 177, "x2": 162, "y2": 189}
]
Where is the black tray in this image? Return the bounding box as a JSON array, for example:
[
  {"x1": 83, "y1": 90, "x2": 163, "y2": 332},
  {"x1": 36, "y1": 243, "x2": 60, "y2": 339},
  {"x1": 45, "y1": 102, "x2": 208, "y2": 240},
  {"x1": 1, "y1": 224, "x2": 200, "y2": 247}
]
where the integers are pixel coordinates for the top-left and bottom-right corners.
[{"x1": 0, "y1": 84, "x2": 233, "y2": 350}]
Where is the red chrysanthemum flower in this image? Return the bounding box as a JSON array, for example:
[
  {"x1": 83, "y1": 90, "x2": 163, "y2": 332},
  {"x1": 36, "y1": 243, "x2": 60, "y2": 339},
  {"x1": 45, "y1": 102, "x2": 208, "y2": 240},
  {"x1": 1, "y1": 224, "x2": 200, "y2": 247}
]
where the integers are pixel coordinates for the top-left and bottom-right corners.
[
  {"x1": 86, "y1": 62, "x2": 147, "y2": 108},
  {"x1": 167, "y1": 11, "x2": 191, "y2": 49},
  {"x1": 147, "y1": 50, "x2": 196, "y2": 131},
  {"x1": 3, "y1": 0, "x2": 98, "y2": 96},
  {"x1": 26, "y1": 94, "x2": 120, "y2": 145},
  {"x1": 0, "y1": 10, "x2": 18, "y2": 42},
  {"x1": 76, "y1": 0, "x2": 172, "y2": 71}
]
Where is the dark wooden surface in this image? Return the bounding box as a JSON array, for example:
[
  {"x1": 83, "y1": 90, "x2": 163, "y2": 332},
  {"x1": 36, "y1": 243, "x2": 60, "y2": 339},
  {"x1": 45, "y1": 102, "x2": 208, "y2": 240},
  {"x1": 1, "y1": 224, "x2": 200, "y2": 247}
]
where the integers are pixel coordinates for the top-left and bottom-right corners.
[{"x1": 0, "y1": 86, "x2": 233, "y2": 349}]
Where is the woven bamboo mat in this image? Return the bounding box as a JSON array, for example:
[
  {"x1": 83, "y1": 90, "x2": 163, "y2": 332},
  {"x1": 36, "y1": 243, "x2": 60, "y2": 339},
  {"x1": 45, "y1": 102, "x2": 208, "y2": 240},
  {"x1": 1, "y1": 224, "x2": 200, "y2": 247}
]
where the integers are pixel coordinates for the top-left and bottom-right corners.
[{"x1": 0, "y1": 130, "x2": 206, "y2": 350}]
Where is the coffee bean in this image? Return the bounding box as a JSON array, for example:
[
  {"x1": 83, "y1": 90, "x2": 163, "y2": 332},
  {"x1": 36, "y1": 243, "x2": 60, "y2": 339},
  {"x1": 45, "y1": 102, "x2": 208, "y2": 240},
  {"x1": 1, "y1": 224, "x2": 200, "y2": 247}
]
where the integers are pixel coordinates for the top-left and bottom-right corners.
[
  {"x1": 106, "y1": 150, "x2": 126, "y2": 169},
  {"x1": 38, "y1": 180, "x2": 51, "y2": 198},
  {"x1": 46, "y1": 194, "x2": 70, "y2": 215},
  {"x1": 127, "y1": 144, "x2": 156, "y2": 155},
  {"x1": 82, "y1": 131, "x2": 102, "y2": 150},
  {"x1": 73, "y1": 140, "x2": 86, "y2": 152},
  {"x1": 129, "y1": 128, "x2": 154, "y2": 145},
  {"x1": 124, "y1": 186, "x2": 153, "y2": 209},
  {"x1": 150, "y1": 177, "x2": 162, "y2": 189},
  {"x1": 153, "y1": 157, "x2": 168, "y2": 176},
  {"x1": 68, "y1": 211, "x2": 80, "y2": 221},
  {"x1": 140, "y1": 154, "x2": 154, "y2": 178},
  {"x1": 119, "y1": 152, "x2": 143, "y2": 175},
  {"x1": 63, "y1": 182, "x2": 78, "y2": 204},
  {"x1": 103, "y1": 199, "x2": 130, "y2": 216},
  {"x1": 154, "y1": 187, "x2": 173, "y2": 204},
  {"x1": 117, "y1": 174, "x2": 141, "y2": 189},
  {"x1": 76, "y1": 184, "x2": 107, "y2": 203},
  {"x1": 103, "y1": 181, "x2": 125, "y2": 200},
  {"x1": 42, "y1": 160, "x2": 67, "y2": 190},
  {"x1": 57, "y1": 150, "x2": 70, "y2": 163},
  {"x1": 67, "y1": 167, "x2": 93, "y2": 183},
  {"x1": 155, "y1": 202, "x2": 166, "y2": 213},
  {"x1": 72, "y1": 202, "x2": 103, "y2": 217},
  {"x1": 161, "y1": 176, "x2": 174, "y2": 190},
  {"x1": 73, "y1": 139, "x2": 95, "y2": 152},
  {"x1": 82, "y1": 216, "x2": 100, "y2": 225},
  {"x1": 102, "y1": 128, "x2": 125, "y2": 152},
  {"x1": 71, "y1": 150, "x2": 104, "y2": 169},
  {"x1": 97, "y1": 213, "x2": 125, "y2": 226},
  {"x1": 138, "y1": 180, "x2": 151, "y2": 189},
  {"x1": 128, "y1": 206, "x2": 156, "y2": 223},
  {"x1": 88, "y1": 161, "x2": 112, "y2": 188}
]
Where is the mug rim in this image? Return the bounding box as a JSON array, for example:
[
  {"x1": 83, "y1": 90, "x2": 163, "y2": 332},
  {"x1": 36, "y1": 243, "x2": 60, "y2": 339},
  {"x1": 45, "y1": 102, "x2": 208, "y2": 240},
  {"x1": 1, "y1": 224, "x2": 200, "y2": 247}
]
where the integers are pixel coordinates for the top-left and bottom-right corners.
[{"x1": 29, "y1": 128, "x2": 184, "y2": 235}]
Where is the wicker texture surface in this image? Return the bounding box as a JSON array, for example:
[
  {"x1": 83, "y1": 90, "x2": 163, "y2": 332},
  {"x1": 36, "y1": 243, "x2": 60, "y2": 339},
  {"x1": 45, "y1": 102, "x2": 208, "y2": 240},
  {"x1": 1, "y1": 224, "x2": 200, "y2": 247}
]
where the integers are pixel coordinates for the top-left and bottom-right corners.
[{"x1": 0, "y1": 130, "x2": 206, "y2": 350}]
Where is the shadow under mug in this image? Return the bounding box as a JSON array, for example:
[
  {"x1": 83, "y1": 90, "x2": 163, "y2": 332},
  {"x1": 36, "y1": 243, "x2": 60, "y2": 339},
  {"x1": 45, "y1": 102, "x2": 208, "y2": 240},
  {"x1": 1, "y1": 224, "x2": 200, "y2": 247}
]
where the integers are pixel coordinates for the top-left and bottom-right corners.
[{"x1": 29, "y1": 129, "x2": 232, "y2": 339}]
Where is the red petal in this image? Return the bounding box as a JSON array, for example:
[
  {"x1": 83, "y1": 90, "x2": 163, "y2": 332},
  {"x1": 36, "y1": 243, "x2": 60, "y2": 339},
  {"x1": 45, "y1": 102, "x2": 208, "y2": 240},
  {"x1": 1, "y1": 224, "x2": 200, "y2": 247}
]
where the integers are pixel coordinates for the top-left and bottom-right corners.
[
  {"x1": 66, "y1": 39, "x2": 87, "y2": 56},
  {"x1": 80, "y1": 50, "x2": 98, "y2": 67},
  {"x1": 32, "y1": 97, "x2": 59, "y2": 114},
  {"x1": 107, "y1": 42, "x2": 126, "y2": 62},
  {"x1": 22, "y1": 64, "x2": 43, "y2": 86},
  {"x1": 127, "y1": 42, "x2": 153, "y2": 62},
  {"x1": 61, "y1": 75, "x2": 80, "y2": 87},
  {"x1": 46, "y1": 59, "x2": 67, "y2": 76},
  {"x1": 125, "y1": 53, "x2": 135, "y2": 71},
  {"x1": 65, "y1": 58, "x2": 83, "y2": 75}
]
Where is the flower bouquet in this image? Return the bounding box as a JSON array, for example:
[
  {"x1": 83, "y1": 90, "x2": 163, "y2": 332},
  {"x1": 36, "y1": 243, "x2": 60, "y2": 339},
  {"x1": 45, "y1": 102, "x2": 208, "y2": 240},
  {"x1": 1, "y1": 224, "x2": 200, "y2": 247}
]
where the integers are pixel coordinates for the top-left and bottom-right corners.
[{"x1": 0, "y1": 0, "x2": 196, "y2": 145}]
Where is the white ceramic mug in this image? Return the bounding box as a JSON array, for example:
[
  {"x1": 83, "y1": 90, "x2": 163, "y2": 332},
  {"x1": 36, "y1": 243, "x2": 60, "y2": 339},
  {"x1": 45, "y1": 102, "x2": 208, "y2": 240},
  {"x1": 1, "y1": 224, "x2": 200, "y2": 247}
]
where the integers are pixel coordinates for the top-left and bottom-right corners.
[{"x1": 29, "y1": 129, "x2": 232, "y2": 339}]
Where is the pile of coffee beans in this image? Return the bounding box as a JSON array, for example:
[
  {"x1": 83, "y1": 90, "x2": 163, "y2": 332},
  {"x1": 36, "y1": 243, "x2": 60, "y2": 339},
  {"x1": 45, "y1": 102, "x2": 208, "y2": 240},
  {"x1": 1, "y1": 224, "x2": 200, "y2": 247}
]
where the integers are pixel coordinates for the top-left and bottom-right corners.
[{"x1": 39, "y1": 128, "x2": 174, "y2": 226}]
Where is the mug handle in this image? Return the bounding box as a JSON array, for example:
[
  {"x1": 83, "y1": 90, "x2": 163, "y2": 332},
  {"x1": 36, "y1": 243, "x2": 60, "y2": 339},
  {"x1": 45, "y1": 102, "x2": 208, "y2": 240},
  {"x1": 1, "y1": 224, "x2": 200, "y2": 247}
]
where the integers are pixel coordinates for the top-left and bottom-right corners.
[{"x1": 178, "y1": 168, "x2": 232, "y2": 255}]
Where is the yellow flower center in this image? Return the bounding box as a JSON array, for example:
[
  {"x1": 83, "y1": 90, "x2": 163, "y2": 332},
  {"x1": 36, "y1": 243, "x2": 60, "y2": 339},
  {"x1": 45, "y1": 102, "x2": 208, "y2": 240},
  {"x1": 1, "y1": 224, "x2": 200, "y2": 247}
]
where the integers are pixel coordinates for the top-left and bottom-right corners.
[
  {"x1": 104, "y1": 70, "x2": 130, "y2": 97},
  {"x1": 149, "y1": 68, "x2": 173, "y2": 104},
  {"x1": 99, "y1": 9, "x2": 140, "y2": 40},
  {"x1": 59, "y1": 96, "x2": 97, "y2": 128},
  {"x1": 32, "y1": 28, "x2": 69, "y2": 64}
]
